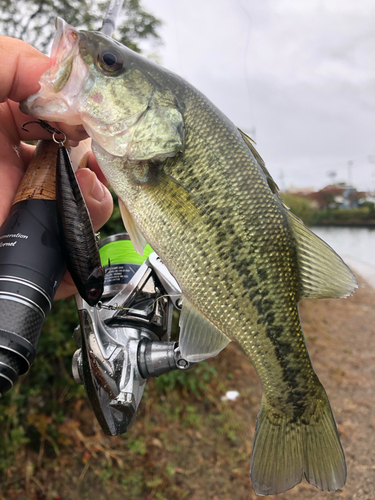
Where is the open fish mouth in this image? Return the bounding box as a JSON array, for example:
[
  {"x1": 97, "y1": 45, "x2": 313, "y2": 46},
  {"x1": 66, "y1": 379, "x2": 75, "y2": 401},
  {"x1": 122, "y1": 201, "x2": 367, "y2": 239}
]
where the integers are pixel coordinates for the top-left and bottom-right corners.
[
  {"x1": 50, "y1": 18, "x2": 75, "y2": 66},
  {"x1": 49, "y1": 17, "x2": 79, "y2": 92},
  {"x1": 20, "y1": 17, "x2": 152, "y2": 155},
  {"x1": 20, "y1": 18, "x2": 88, "y2": 125}
]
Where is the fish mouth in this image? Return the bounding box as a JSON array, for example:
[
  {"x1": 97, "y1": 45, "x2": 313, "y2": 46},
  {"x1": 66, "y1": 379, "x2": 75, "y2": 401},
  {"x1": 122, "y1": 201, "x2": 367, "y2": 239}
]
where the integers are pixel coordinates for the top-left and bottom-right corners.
[
  {"x1": 49, "y1": 17, "x2": 79, "y2": 92},
  {"x1": 20, "y1": 18, "x2": 88, "y2": 124}
]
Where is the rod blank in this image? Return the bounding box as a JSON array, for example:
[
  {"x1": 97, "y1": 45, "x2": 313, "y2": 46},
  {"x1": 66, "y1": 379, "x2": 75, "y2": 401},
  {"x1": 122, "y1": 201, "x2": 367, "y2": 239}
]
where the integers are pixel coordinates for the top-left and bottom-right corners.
[{"x1": 101, "y1": 0, "x2": 124, "y2": 37}]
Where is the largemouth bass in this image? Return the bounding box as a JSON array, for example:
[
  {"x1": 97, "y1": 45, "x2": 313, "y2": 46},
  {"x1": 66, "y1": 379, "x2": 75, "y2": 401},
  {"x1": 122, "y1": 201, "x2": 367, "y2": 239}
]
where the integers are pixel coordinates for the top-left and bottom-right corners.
[{"x1": 21, "y1": 18, "x2": 357, "y2": 496}]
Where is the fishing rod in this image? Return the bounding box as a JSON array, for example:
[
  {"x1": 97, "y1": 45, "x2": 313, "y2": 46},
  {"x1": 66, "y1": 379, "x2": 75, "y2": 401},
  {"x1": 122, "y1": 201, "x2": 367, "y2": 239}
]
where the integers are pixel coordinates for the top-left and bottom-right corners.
[
  {"x1": 0, "y1": 141, "x2": 66, "y2": 394},
  {"x1": 0, "y1": 131, "x2": 191, "y2": 433},
  {"x1": 101, "y1": 0, "x2": 125, "y2": 37},
  {"x1": 0, "y1": 3, "x2": 192, "y2": 436},
  {"x1": 0, "y1": 0, "x2": 128, "y2": 396}
]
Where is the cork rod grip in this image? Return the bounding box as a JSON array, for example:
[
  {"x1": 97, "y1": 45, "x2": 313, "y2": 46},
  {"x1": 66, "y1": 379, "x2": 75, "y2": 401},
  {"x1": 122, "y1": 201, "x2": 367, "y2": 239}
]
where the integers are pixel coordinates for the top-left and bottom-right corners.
[{"x1": 13, "y1": 140, "x2": 59, "y2": 204}]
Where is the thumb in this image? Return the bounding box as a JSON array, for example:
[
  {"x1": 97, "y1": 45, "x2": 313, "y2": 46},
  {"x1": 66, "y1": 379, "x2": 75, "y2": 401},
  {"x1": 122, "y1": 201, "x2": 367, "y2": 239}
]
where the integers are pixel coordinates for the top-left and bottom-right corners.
[{"x1": 75, "y1": 168, "x2": 113, "y2": 231}]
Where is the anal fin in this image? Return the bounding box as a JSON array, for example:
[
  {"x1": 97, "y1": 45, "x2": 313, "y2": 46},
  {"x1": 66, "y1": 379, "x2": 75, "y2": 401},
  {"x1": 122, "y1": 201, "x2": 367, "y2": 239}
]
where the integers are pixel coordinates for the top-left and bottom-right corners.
[{"x1": 179, "y1": 298, "x2": 230, "y2": 362}]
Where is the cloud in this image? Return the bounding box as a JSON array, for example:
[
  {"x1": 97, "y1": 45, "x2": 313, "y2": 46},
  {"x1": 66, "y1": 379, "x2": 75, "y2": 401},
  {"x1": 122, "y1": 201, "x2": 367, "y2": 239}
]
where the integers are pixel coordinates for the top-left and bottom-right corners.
[{"x1": 140, "y1": 0, "x2": 375, "y2": 190}]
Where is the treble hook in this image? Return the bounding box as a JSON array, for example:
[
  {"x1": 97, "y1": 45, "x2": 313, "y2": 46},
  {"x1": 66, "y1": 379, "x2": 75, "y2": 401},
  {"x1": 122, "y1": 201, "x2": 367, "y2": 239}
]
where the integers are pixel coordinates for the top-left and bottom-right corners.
[{"x1": 22, "y1": 119, "x2": 66, "y2": 144}]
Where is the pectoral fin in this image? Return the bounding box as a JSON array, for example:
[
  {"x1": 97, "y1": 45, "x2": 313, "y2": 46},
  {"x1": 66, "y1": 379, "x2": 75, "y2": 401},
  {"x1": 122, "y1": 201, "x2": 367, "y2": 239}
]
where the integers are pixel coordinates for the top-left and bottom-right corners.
[
  {"x1": 287, "y1": 211, "x2": 358, "y2": 299},
  {"x1": 179, "y1": 298, "x2": 230, "y2": 362},
  {"x1": 118, "y1": 198, "x2": 147, "y2": 255}
]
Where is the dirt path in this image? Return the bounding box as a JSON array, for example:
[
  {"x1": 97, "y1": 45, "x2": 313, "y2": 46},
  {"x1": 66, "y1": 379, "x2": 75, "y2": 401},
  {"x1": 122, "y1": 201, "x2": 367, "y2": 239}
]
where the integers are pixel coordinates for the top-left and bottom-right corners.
[{"x1": 166, "y1": 274, "x2": 375, "y2": 500}]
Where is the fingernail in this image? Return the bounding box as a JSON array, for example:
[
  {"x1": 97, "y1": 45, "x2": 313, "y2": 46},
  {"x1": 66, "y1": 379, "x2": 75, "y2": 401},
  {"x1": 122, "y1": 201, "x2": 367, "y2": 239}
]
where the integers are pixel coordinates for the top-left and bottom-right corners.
[
  {"x1": 76, "y1": 169, "x2": 106, "y2": 202},
  {"x1": 90, "y1": 176, "x2": 106, "y2": 202}
]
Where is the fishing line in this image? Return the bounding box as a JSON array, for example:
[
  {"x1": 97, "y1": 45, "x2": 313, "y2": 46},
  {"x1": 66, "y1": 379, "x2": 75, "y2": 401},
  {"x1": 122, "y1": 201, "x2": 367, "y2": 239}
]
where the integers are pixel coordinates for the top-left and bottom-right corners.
[
  {"x1": 99, "y1": 238, "x2": 153, "y2": 266},
  {"x1": 235, "y1": 0, "x2": 255, "y2": 138},
  {"x1": 97, "y1": 293, "x2": 182, "y2": 312},
  {"x1": 101, "y1": 0, "x2": 125, "y2": 37}
]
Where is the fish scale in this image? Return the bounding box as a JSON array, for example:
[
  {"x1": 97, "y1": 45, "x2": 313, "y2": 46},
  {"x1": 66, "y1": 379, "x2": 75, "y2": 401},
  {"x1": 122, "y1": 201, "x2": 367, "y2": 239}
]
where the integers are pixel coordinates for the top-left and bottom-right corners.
[
  {"x1": 109, "y1": 91, "x2": 316, "y2": 414},
  {"x1": 161, "y1": 92, "x2": 309, "y2": 398},
  {"x1": 21, "y1": 19, "x2": 358, "y2": 496}
]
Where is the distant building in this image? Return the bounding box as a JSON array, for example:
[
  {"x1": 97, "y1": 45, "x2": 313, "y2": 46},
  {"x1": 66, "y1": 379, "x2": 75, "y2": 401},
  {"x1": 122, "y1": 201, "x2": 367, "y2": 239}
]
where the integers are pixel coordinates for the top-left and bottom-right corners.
[
  {"x1": 287, "y1": 185, "x2": 315, "y2": 195},
  {"x1": 309, "y1": 183, "x2": 365, "y2": 210},
  {"x1": 285, "y1": 183, "x2": 366, "y2": 210}
]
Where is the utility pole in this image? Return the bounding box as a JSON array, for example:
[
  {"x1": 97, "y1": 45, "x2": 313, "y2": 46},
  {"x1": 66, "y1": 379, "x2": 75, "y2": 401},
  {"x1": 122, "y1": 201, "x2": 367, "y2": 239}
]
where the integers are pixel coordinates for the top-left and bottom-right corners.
[
  {"x1": 279, "y1": 170, "x2": 285, "y2": 191},
  {"x1": 327, "y1": 170, "x2": 337, "y2": 184},
  {"x1": 347, "y1": 160, "x2": 353, "y2": 186}
]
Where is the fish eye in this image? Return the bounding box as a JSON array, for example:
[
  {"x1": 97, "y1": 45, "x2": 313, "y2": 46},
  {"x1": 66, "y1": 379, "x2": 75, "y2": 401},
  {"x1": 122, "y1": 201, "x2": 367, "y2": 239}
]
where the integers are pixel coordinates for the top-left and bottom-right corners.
[{"x1": 98, "y1": 49, "x2": 123, "y2": 72}]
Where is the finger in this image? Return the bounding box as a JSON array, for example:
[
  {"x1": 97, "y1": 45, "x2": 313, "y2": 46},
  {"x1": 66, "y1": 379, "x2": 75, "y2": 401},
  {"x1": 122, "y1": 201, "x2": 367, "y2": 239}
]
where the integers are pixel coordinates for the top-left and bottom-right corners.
[
  {"x1": 75, "y1": 168, "x2": 113, "y2": 231},
  {"x1": 0, "y1": 102, "x2": 36, "y2": 222},
  {"x1": 0, "y1": 36, "x2": 50, "y2": 104},
  {"x1": 53, "y1": 272, "x2": 77, "y2": 302},
  {"x1": 87, "y1": 153, "x2": 110, "y2": 187},
  {"x1": 0, "y1": 38, "x2": 87, "y2": 143},
  {"x1": 18, "y1": 141, "x2": 37, "y2": 169}
]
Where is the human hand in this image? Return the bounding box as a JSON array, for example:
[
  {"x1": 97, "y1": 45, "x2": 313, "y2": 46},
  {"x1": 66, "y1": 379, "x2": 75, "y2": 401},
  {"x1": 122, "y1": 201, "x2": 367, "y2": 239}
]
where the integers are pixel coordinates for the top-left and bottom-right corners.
[{"x1": 0, "y1": 36, "x2": 113, "y2": 300}]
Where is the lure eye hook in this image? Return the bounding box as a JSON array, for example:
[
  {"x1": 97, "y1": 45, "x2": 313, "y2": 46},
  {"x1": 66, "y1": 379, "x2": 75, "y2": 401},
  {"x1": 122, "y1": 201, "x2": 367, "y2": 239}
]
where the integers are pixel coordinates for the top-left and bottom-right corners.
[
  {"x1": 22, "y1": 119, "x2": 66, "y2": 145},
  {"x1": 52, "y1": 130, "x2": 67, "y2": 146},
  {"x1": 88, "y1": 287, "x2": 99, "y2": 299}
]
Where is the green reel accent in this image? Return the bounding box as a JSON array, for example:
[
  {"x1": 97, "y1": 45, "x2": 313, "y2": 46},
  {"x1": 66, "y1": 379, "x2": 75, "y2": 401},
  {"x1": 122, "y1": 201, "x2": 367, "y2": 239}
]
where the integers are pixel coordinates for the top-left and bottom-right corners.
[{"x1": 99, "y1": 239, "x2": 154, "y2": 266}]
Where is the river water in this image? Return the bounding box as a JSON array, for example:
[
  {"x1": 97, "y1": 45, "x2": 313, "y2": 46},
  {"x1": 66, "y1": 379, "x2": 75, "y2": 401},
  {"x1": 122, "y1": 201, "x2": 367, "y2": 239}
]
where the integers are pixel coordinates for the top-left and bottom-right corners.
[{"x1": 311, "y1": 226, "x2": 375, "y2": 290}]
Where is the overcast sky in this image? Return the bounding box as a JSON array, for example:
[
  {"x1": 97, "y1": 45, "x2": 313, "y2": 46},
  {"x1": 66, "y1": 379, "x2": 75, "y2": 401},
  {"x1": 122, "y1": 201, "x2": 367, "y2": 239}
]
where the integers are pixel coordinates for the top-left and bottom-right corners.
[{"x1": 137, "y1": 0, "x2": 375, "y2": 192}]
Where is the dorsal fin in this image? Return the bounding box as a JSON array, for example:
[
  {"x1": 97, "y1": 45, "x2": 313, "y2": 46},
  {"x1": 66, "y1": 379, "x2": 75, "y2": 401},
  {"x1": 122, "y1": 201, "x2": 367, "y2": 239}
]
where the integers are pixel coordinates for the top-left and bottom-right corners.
[
  {"x1": 287, "y1": 211, "x2": 358, "y2": 299},
  {"x1": 179, "y1": 297, "x2": 230, "y2": 362},
  {"x1": 238, "y1": 128, "x2": 357, "y2": 300},
  {"x1": 238, "y1": 128, "x2": 279, "y2": 194}
]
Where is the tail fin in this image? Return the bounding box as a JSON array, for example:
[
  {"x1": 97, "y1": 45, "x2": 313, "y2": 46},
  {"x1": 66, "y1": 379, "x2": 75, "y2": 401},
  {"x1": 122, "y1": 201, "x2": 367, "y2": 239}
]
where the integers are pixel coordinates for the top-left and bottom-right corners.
[{"x1": 250, "y1": 390, "x2": 346, "y2": 496}]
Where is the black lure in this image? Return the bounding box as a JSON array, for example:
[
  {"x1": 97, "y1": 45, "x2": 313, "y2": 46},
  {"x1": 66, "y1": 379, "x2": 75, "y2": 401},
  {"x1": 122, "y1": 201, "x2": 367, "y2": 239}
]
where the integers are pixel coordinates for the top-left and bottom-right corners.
[
  {"x1": 22, "y1": 120, "x2": 104, "y2": 305},
  {"x1": 56, "y1": 144, "x2": 104, "y2": 306}
]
